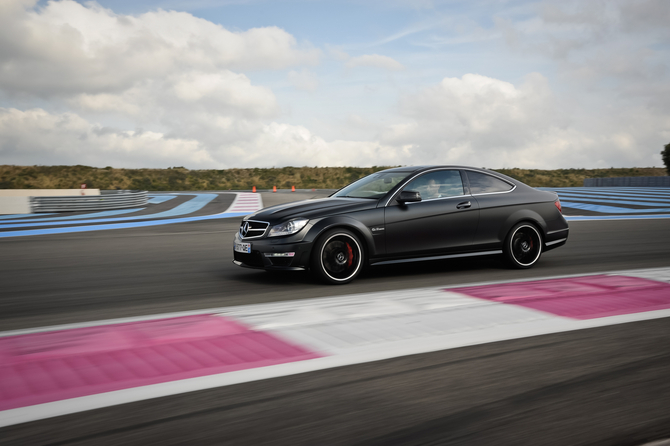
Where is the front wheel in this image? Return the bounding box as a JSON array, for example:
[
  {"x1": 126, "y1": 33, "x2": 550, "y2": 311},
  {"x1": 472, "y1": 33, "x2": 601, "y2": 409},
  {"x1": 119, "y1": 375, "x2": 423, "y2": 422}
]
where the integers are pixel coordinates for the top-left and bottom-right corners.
[
  {"x1": 504, "y1": 223, "x2": 543, "y2": 269},
  {"x1": 311, "y1": 229, "x2": 364, "y2": 284}
]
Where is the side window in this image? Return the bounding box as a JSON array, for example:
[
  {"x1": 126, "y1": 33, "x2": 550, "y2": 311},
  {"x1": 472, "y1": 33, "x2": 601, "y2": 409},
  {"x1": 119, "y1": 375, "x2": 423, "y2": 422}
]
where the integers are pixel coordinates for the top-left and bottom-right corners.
[
  {"x1": 466, "y1": 171, "x2": 513, "y2": 194},
  {"x1": 403, "y1": 170, "x2": 464, "y2": 200}
]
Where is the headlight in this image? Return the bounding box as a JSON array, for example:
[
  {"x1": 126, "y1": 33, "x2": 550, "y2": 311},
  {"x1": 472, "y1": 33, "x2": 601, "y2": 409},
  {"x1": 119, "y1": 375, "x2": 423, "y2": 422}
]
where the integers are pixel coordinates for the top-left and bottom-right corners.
[{"x1": 268, "y1": 218, "x2": 309, "y2": 237}]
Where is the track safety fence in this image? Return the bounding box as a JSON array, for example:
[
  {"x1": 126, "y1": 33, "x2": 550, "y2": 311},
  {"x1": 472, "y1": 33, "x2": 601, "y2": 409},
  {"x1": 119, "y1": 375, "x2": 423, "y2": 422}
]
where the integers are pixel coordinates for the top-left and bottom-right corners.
[
  {"x1": 584, "y1": 176, "x2": 670, "y2": 187},
  {"x1": 30, "y1": 190, "x2": 148, "y2": 213}
]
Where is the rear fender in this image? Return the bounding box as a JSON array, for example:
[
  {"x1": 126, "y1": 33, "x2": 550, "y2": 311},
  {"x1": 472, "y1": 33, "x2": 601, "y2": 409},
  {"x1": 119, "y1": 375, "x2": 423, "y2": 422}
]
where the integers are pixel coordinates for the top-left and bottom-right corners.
[{"x1": 498, "y1": 209, "x2": 547, "y2": 243}]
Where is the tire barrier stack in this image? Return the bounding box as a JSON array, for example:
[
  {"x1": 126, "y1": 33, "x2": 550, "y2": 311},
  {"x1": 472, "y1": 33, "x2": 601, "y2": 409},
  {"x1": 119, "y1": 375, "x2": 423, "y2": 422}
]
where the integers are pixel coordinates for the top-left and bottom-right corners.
[
  {"x1": 584, "y1": 176, "x2": 670, "y2": 187},
  {"x1": 30, "y1": 190, "x2": 148, "y2": 213}
]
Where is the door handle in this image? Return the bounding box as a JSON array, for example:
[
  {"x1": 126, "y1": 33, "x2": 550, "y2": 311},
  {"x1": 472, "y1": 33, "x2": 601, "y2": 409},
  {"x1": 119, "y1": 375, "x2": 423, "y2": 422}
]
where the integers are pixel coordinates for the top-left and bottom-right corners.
[{"x1": 456, "y1": 201, "x2": 471, "y2": 209}]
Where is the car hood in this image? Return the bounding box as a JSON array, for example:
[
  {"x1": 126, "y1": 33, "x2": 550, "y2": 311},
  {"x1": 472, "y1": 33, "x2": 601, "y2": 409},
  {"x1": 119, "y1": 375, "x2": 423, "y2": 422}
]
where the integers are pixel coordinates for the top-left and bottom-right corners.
[{"x1": 248, "y1": 197, "x2": 379, "y2": 222}]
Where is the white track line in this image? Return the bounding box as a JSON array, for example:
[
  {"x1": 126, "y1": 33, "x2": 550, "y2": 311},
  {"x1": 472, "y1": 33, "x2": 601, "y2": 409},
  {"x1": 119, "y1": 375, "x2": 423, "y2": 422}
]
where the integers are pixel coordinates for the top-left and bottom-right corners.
[
  {"x1": 2, "y1": 306, "x2": 670, "y2": 428},
  {"x1": 225, "y1": 192, "x2": 263, "y2": 213}
]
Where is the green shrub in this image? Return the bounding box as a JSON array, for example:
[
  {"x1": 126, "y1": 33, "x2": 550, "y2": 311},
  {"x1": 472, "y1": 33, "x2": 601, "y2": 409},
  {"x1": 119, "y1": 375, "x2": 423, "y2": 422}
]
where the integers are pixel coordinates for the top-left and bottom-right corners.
[{"x1": 0, "y1": 164, "x2": 666, "y2": 190}]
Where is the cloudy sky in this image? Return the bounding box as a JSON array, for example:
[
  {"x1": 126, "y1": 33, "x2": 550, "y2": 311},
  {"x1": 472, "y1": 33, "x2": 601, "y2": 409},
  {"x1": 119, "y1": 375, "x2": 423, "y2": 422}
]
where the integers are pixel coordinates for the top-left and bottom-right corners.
[{"x1": 0, "y1": 0, "x2": 668, "y2": 169}]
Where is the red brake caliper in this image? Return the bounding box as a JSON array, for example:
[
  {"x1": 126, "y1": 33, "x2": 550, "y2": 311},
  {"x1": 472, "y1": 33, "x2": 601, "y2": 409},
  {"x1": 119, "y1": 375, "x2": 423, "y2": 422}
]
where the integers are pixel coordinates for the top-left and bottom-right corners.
[{"x1": 346, "y1": 242, "x2": 354, "y2": 267}]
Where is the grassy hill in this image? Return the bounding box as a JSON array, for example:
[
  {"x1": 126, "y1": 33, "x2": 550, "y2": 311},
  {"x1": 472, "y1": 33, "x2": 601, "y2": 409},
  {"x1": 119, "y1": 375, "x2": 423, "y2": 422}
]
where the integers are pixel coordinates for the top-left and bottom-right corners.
[{"x1": 0, "y1": 165, "x2": 666, "y2": 190}]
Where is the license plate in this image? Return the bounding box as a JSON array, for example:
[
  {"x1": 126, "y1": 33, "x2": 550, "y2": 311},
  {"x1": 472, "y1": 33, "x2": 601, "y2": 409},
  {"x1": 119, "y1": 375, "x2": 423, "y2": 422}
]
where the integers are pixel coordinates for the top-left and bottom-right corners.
[{"x1": 234, "y1": 242, "x2": 251, "y2": 254}]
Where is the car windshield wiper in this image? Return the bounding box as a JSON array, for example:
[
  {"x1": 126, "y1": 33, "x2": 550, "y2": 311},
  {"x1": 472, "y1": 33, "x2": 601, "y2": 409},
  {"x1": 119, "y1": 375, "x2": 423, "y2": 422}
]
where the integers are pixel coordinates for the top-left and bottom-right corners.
[{"x1": 337, "y1": 195, "x2": 380, "y2": 199}]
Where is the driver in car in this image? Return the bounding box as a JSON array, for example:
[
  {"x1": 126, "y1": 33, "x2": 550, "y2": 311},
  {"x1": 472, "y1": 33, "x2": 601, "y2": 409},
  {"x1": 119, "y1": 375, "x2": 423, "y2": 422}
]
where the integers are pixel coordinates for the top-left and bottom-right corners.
[{"x1": 423, "y1": 178, "x2": 442, "y2": 199}]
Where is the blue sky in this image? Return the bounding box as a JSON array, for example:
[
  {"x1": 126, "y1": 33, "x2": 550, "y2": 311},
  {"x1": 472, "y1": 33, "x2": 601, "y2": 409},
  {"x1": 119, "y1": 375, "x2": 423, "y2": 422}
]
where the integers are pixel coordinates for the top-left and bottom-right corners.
[{"x1": 1, "y1": 0, "x2": 668, "y2": 169}]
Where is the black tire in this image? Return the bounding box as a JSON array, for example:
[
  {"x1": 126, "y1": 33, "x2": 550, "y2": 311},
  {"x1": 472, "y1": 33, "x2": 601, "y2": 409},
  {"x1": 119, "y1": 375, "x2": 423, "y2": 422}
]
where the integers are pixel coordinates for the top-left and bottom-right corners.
[
  {"x1": 504, "y1": 222, "x2": 543, "y2": 269},
  {"x1": 311, "y1": 228, "x2": 364, "y2": 284}
]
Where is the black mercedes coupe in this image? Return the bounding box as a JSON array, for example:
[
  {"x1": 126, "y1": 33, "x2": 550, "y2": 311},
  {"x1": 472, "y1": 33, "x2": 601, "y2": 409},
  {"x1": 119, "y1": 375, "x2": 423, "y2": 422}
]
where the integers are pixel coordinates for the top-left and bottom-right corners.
[{"x1": 233, "y1": 166, "x2": 568, "y2": 284}]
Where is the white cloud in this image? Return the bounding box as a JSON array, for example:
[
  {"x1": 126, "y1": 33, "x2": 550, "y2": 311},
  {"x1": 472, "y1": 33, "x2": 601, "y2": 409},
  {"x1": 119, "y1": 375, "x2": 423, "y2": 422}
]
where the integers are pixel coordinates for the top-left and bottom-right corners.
[
  {"x1": 287, "y1": 70, "x2": 319, "y2": 92},
  {"x1": 70, "y1": 92, "x2": 145, "y2": 117},
  {"x1": 327, "y1": 47, "x2": 350, "y2": 61},
  {"x1": 245, "y1": 123, "x2": 410, "y2": 167},
  {"x1": 379, "y1": 73, "x2": 559, "y2": 165},
  {"x1": 170, "y1": 72, "x2": 279, "y2": 117},
  {"x1": 497, "y1": 0, "x2": 669, "y2": 83},
  {"x1": 0, "y1": 107, "x2": 408, "y2": 168},
  {"x1": 2, "y1": 68, "x2": 667, "y2": 170},
  {"x1": 378, "y1": 73, "x2": 667, "y2": 168},
  {"x1": 0, "y1": 107, "x2": 212, "y2": 168},
  {"x1": 69, "y1": 70, "x2": 279, "y2": 123},
  {"x1": 0, "y1": 0, "x2": 319, "y2": 97},
  {"x1": 345, "y1": 54, "x2": 405, "y2": 71},
  {"x1": 0, "y1": 0, "x2": 668, "y2": 171}
]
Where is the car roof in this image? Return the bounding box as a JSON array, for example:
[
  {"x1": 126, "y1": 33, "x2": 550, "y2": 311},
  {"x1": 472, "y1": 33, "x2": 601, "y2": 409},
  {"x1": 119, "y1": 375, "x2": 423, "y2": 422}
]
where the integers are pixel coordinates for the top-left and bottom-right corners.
[
  {"x1": 380, "y1": 165, "x2": 487, "y2": 173},
  {"x1": 376, "y1": 166, "x2": 425, "y2": 173}
]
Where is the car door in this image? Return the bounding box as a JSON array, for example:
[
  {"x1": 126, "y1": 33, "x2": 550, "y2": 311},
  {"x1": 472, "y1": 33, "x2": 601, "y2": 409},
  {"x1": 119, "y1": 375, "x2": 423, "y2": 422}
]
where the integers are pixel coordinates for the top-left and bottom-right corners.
[{"x1": 384, "y1": 169, "x2": 480, "y2": 257}]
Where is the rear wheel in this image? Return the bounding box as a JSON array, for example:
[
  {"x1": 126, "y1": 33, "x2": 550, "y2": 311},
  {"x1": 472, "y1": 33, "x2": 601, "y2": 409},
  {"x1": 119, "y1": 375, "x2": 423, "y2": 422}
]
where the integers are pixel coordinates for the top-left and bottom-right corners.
[
  {"x1": 504, "y1": 222, "x2": 542, "y2": 269},
  {"x1": 311, "y1": 229, "x2": 364, "y2": 284}
]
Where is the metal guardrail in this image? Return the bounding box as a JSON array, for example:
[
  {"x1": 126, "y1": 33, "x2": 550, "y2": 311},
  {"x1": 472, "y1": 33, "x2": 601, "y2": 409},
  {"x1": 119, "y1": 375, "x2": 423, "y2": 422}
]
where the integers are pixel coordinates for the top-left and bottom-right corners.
[
  {"x1": 583, "y1": 176, "x2": 670, "y2": 187},
  {"x1": 30, "y1": 190, "x2": 148, "y2": 213}
]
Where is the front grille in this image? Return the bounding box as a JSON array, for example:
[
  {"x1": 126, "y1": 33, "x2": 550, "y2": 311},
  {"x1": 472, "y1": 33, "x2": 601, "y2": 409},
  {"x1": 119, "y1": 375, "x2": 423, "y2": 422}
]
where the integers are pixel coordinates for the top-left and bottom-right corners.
[
  {"x1": 239, "y1": 220, "x2": 270, "y2": 239},
  {"x1": 234, "y1": 250, "x2": 265, "y2": 267}
]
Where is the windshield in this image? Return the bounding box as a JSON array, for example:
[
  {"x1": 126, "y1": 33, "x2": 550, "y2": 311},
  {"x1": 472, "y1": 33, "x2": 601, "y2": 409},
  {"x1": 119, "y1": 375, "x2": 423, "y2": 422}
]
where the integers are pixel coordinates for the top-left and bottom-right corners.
[{"x1": 333, "y1": 171, "x2": 412, "y2": 199}]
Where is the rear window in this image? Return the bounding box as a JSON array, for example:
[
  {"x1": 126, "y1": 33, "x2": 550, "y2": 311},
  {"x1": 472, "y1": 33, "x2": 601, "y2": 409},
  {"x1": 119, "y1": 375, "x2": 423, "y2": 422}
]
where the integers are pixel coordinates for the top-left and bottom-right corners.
[{"x1": 466, "y1": 171, "x2": 514, "y2": 194}]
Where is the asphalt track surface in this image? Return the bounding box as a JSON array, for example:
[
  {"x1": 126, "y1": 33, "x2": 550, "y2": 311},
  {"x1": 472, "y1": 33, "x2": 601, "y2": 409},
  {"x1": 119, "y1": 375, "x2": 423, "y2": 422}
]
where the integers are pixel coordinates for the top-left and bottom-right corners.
[{"x1": 1, "y1": 192, "x2": 670, "y2": 445}]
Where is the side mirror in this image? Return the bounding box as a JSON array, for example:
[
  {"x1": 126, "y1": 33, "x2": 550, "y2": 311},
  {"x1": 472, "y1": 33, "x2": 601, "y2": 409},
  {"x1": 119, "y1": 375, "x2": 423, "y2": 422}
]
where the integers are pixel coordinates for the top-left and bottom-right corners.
[{"x1": 397, "y1": 190, "x2": 422, "y2": 204}]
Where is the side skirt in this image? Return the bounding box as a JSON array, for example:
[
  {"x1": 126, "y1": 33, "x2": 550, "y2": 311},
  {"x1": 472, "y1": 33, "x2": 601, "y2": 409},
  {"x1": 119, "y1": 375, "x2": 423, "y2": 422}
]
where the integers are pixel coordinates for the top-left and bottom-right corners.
[{"x1": 370, "y1": 250, "x2": 503, "y2": 267}]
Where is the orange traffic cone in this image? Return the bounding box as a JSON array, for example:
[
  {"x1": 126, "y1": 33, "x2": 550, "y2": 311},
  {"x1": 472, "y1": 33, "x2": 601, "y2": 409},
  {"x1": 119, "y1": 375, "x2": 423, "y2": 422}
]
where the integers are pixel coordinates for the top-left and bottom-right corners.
[
  {"x1": 252, "y1": 186, "x2": 256, "y2": 193},
  {"x1": 291, "y1": 185, "x2": 295, "y2": 192},
  {"x1": 273, "y1": 186, "x2": 277, "y2": 192}
]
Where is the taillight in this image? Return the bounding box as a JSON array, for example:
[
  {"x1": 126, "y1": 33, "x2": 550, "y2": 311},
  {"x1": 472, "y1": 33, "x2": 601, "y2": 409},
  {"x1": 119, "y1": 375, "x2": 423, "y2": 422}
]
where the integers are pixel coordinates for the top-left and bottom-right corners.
[{"x1": 554, "y1": 199, "x2": 562, "y2": 213}]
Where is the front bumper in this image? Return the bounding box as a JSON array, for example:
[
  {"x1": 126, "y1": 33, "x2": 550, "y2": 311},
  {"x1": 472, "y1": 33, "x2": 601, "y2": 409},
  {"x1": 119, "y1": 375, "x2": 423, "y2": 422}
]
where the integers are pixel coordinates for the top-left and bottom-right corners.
[{"x1": 232, "y1": 232, "x2": 313, "y2": 271}]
